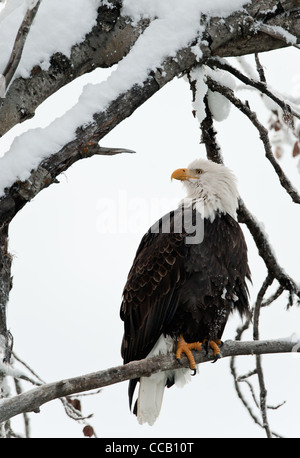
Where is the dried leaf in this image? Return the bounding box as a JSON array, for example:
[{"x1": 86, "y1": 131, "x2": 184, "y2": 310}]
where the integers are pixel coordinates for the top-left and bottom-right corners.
[
  {"x1": 275, "y1": 145, "x2": 283, "y2": 159},
  {"x1": 66, "y1": 397, "x2": 81, "y2": 412},
  {"x1": 292, "y1": 141, "x2": 300, "y2": 157},
  {"x1": 83, "y1": 425, "x2": 94, "y2": 437}
]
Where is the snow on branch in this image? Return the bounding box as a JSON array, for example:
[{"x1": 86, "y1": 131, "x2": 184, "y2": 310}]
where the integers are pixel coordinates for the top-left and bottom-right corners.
[
  {"x1": 0, "y1": 48, "x2": 198, "y2": 226},
  {"x1": 257, "y1": 23, "x2": 300, "y2": 50},
  {"x1": 0, "y1": 1, "x2": 150, "y2": 136},
  {"x1": 0, "y1": 0, "x2": 299, "y2": 228},
  {"x1": 0, "y1": 338, "x2": 298, "y2": 425}
]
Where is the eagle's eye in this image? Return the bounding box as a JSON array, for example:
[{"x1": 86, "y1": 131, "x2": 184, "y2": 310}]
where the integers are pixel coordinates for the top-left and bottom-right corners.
[{"x1": 195, "y1": 169, "x2": 203, "y2": 174}]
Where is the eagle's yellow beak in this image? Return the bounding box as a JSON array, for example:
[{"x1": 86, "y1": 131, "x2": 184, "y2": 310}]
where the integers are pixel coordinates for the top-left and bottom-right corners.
[{"x1": 171, "y1": 168, "x2": 197, "y2": 181}]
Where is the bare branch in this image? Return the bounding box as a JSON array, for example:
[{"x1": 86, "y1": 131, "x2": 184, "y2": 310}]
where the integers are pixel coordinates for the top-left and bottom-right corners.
[
  {"x1": 11, "y1": 351, "x2": 96, "y2": 436},
  {"x1": 205, "y1": 57, "x2": 300, "y2": 122},
  {"x1": 253, "y1": 275, "x2": 274, "y2": 341},
  {"x1": 205, "y1": 76, "x2": 300, "y2": 205},
  {"x1": 0, "y1": 339, "x2": 298, "y2": 424},
  {"x1": 253, "y1": 276, "x2": 275, "y2": 438},
  {"x1": 230, "y1": 356, "x2": 283, "y2": 438},
  {"x1": 238, "y1": 199, "x2": 300, "y2": 301},
  {"x1": 254, "y1": 53, "x2": 266, "y2": 84}
]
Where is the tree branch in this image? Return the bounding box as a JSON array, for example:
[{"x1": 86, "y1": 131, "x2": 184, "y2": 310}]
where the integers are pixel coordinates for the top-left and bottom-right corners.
[
  {"x1": 0, "y1": 1, "x2": 299, "y2": 223},
  {"x1": 205, "y1": 57, "x2": 300, "y2": 122},
  {"x1": 0, "y1": 2, "x2": 150, "y2": 136},
  {"x1": 1, "y1": 0, "x2": 42, "y2": 94},
  {"x1": 1, "y1": 0, "x2": 299, "y2": 137},
  {"x1": 238, "y1": 200, "x2": 300, "y2": 303},
  {"x1": 252, "y1": 275, "x2": 274, "y2": 438},
  {"x1": 256, "y1": 22, "x2": 300, "y2": 50},
  {"x1": 199, "y1": 88, "x2": 300, "y2": 302},
  {"x1": 230, "y1": 275, "x2": 288, "y2": 438},
  {"x1": 205, "y1": 76, "x2": 300, "y2": 205},
  {"x1": 0, "y1": 339, "x2": 298, "y2": 424},
  {"x1": 213, "y1": 0, "x2": 300, "y2": 58},
  {"x1": 0, "y1": 46, "x2": 198, "y2": 227}
]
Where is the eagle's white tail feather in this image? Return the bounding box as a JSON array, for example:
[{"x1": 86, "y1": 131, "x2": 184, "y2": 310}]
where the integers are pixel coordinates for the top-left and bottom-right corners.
[
  {"x1": 137, "y1": 373, "x2": 167, "y2": 425},
  {"x1": 136, "y1": 335, "x2": 193, "y2": 425}
]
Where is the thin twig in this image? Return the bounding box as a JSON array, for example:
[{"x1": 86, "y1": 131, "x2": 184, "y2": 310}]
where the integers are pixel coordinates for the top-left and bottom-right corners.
[
  {"x1": 12, "y1": 352, "x2": 45, "y2": 385},
  {"x1": 230, "y1": 356, "x2": 264, "y2": 428},
  {"x1": 240, "y1": 379, "x2": 260, "y2": 408},
  {"x1": 237, "y1": 369, "x2": 257, "y2": 381},
  {"x1": 254, "y1": 53, "x2": 266, "y2": 83},
  {"x1": 256, "y1": 353, "x2": 272, "y2": 438},
  {"x1": 267, "y1": 400, "x2": 286, "y2": 410}
]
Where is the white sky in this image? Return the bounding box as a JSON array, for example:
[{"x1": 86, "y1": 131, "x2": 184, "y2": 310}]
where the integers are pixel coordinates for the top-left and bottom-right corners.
[{"x1": 1, "y1": 0, "x2": 300, "y2": 439}]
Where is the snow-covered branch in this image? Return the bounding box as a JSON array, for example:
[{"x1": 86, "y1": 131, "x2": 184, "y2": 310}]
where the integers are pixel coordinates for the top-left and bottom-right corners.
[
  {"x1": 0, "y1": 338, "x2": 298, "y2": 425},
  {"x1": 0, "y1": 1, "x2": 150, "y2": 136},
  {"x1": 0, "y1": 46, "x2": 198, "y2": 227},
  {"x1": 1, "y1": 0, "x2": 299, "y2": 137},
  {"x1": 1, "y1": 0, "x2": 299, "y2": 228}
]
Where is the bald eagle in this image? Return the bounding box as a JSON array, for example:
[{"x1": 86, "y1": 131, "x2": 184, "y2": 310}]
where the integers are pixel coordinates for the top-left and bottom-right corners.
[{"x1": 120, "y1": 158, "x2": 251, "y2": 425}]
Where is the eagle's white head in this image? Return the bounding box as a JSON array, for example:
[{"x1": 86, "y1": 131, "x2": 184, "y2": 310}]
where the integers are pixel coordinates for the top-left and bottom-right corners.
[{"x1": 171, "y1": 158, "x2": 239, "y2": 221}]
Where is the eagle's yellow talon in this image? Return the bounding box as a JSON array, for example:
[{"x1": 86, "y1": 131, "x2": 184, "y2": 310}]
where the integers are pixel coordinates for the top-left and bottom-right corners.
[{"x1": 175, "y1": 334, "x2": 202, "y2": 370}]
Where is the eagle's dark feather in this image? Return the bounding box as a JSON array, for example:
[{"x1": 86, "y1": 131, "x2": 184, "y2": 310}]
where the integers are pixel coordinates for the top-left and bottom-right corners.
[{"x1": 120, "y1": 205, "x2": 251, "y2": 408}]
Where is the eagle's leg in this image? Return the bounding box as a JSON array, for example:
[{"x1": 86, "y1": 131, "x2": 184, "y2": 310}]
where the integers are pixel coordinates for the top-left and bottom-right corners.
[{"x1": 175, "y1": 334, "x2": 202, "y2": 375}]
